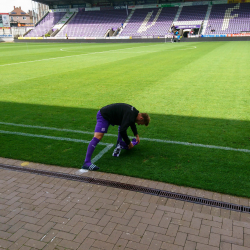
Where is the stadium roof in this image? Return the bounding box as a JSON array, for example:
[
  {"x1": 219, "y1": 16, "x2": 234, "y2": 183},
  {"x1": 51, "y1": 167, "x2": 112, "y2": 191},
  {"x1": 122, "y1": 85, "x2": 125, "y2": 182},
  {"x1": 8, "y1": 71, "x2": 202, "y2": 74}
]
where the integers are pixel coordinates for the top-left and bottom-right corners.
[
  {"x1": 33, "y1": 0, "x2": 182, "y2": 8},
  {"x1": 32, "y1": 0, "x2": 114, "y2": 6}
]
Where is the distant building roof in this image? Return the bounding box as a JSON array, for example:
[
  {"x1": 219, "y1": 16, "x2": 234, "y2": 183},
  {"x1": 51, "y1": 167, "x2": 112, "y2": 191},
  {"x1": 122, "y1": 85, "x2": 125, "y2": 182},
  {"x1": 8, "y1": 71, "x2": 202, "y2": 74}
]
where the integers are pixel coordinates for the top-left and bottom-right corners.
[{"x1": 10, "y1": 6, "x2": 30, "y2": 16}]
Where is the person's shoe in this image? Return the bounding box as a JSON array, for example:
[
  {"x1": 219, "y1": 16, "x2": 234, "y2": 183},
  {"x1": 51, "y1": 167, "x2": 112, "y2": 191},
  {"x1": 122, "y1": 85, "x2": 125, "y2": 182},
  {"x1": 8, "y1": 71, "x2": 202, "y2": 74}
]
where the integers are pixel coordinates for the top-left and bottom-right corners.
[
  {"x1": 113, "y1": 138, "x2": 138, "y2": 157},
  {"x1": 112, "y1": 143, "x2": 122, "y2": 157},
  {"x1": 82, "y1": 163, "x2": 99, "y2": 171}
]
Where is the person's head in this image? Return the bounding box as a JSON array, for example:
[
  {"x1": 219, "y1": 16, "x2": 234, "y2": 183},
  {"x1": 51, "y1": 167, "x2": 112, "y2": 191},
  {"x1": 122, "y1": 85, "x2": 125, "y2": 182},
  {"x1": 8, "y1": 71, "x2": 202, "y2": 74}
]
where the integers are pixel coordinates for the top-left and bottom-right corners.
[{"x1": 136, "y1": 113, "x2": 150, "y2": 126}]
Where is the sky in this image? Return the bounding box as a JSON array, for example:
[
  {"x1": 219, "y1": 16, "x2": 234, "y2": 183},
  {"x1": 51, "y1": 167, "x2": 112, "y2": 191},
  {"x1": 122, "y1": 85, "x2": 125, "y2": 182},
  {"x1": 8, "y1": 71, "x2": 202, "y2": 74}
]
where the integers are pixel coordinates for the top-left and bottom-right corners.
[{"x1": 0, "y1": 0, "x2": 33, "y2": 13}]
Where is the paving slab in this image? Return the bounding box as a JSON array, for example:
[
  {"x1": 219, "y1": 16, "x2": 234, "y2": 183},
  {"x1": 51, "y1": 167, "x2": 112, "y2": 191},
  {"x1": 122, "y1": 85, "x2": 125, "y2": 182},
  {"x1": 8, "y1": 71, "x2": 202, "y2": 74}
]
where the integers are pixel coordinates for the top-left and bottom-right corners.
[{"x1": 0, "y1": 157, "x2": 250, "y2": 250}]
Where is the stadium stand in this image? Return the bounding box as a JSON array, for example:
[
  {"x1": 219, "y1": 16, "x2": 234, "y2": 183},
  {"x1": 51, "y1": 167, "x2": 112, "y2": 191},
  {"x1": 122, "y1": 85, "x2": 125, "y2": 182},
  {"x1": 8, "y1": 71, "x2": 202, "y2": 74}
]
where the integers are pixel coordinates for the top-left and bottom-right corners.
[
  {"x1": 177, "y1": 5, "x2": 208, "y2": 22},
  {"x1": 24, "y1": 3, "x2": 250, "y2": 38},
  {"x1": 204, "y1": 3, "x2": 250, "y2": 35},
  {"x1": 57, "y1": 9, "x2": 129, "y2": 37},
  {"x1": 119, "y1": 7, "x2": 178, "y2": 37},
  {"x1": 172, "y1": 4, "x2": 208, "y2": 37},
  {"x1": 26, "y1": 12, "x2": 66, "y2": 37}
]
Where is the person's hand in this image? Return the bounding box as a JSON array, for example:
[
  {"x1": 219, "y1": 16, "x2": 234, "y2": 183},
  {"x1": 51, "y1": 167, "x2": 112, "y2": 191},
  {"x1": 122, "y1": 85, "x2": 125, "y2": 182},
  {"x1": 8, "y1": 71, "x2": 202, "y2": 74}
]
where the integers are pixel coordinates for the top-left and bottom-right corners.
[
  {"x1": 136, "y1": 134, "x2": 140, "y2": 144},
  {"x1": 128, "y1": 142, "x2": 134, "y2": 149}
]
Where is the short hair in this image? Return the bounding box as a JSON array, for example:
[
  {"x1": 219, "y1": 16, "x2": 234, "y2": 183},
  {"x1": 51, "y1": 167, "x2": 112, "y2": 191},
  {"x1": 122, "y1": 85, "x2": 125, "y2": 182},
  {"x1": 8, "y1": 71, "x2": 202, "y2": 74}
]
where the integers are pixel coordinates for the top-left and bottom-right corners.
[{"x1": 140, "y1": 113, "x2": 150, "y2": 126}]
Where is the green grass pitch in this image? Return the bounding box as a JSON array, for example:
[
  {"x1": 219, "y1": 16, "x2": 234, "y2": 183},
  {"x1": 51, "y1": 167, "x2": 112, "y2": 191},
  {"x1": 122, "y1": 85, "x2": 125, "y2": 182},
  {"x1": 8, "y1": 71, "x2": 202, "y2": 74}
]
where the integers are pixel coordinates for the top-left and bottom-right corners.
[{"x1": 0, "y1": 41, "x2": 250, "y2": 197}]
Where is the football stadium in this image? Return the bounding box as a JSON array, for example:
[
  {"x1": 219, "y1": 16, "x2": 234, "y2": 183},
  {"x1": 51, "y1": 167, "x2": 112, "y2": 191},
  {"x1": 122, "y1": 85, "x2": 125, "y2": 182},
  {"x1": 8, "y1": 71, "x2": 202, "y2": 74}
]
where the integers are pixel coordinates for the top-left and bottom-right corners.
[
  {"x1": 1, "y1": 0, "x2": 250, "y2": 248},
  {"x1": 1, "y1": 0, "x2": 250, "y2": 196}
]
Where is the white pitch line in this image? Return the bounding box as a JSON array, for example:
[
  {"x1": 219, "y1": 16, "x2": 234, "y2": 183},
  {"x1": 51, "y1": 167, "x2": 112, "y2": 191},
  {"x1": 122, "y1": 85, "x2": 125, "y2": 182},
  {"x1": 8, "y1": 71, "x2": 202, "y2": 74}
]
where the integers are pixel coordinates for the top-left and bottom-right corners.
[
  {"x1": 0, "y1": 130, "x2": 114, "y2": 164},
  {"x1": 140, "y1": 137, "x2": 250, "y2": 153},
  {"x1": 0, "y1": 44, "x2": 196, "y2": 67},
  {"x1": 59, "y1": 45, "x2": 196, "y2": 53},
  {"x1": 59, "y1": 43, "x2": 163, "y2": 52},
  {"x1": 0, "y1": 129, "x2": 112, "y2": 146},
  {"x1": 92, "y1": 144, "x2": 114, "y2": 163},
  {"x1": 0, "y1": 121, "x2": 249, "y2": 153},
  {"x1": 0, "y1": 44, "x2": 160, "y2": 67},
  {"x1": 0, "y1": 121, "x2": 117, "y2": 138},
  {"x1": 0, "y1": 121, "x2": 95, "y2": 135}
]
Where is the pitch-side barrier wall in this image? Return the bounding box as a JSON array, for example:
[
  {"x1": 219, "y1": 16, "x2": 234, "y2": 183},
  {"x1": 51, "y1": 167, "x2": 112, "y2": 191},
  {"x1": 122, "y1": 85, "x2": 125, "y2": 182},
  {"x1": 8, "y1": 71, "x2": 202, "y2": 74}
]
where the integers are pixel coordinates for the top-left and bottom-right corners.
[
  {"x1": 15, "y1": 37, "x2": 250, "y2": 43},
  {"x1": 0, "y1": 37, "x2": 13, "y2": 42}
]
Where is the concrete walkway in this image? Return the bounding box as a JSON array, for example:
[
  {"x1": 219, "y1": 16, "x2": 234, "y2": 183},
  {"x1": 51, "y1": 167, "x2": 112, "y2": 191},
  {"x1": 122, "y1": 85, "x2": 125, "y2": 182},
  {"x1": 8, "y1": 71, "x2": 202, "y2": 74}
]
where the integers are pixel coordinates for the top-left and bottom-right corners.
[{"x1": 0, "y1": 157, "x2": 250, "y2": 250}]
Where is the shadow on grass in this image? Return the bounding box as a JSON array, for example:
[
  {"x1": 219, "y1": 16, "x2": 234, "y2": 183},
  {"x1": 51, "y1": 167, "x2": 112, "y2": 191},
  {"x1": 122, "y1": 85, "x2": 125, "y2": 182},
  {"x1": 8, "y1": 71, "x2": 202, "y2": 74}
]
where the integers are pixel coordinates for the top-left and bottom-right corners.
[{"x1": 0, "y1": 101, "x2": 249, "y2": 197}]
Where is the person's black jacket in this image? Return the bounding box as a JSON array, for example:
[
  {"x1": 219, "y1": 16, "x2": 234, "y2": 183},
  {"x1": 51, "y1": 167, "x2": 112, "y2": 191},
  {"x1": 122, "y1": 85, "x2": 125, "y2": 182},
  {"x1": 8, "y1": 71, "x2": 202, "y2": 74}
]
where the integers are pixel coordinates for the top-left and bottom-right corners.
[{"x1": 100, "y1": 103, "x2": 139, "y2": 145}]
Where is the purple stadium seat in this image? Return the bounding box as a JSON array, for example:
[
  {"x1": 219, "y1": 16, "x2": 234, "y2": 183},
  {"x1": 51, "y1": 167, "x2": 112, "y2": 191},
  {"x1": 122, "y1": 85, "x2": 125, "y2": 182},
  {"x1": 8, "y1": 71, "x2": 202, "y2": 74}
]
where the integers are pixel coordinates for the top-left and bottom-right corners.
[
  {"x1": 57, "y1": 9, "x2": 129, "y2": 37},
  {"x1": 26, "y1": 3, "x2": 250, "y2": 38},
  {"x1": 119, "y1": 7, "x2": 178, "y2": 37},
  {"x1": 26, "y1": 12, "x2": 66, "y2": 37},
  {"x1": 204, "y1": 3, "x2": 250, "y2": 35},
  {"x1": 177, "y1": 5, "x2": 208, "y2": 22}
]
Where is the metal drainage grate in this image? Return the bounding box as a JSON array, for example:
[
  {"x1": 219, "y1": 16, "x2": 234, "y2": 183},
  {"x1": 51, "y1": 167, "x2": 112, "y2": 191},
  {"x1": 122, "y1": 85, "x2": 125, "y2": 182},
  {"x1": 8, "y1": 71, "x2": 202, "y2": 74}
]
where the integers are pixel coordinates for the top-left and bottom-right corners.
[{"x1": 1, "y1": 163, "x2": 250, "y2": 213}]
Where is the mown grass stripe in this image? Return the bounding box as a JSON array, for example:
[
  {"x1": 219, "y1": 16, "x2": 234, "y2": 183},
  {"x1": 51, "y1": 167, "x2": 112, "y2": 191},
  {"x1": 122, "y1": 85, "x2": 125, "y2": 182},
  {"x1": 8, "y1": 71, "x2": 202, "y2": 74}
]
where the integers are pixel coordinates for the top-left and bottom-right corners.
[
  {"x1": 0, "y1": 121, "x2": 249, "y2": 153},
  {"x1": 0, "y1": 130, "x2": 112, "y2": 146},
  {"x1": 0, "y1": 44, "x2": 159, "y2": 67}
]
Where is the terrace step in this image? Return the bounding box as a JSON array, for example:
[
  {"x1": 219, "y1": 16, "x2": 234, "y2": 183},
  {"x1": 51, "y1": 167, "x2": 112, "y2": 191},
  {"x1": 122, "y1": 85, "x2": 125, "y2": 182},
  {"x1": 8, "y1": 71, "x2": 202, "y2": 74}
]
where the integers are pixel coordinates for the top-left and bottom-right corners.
[
  {"x1": 201, "y1": 5, "x2": 212, "y2": 35},
  {"x1": 174, "y1": 6, "x2": 183, "y2": 22},
  {"x1": 118, "y1": 9, "x2": 135, "y2": 36},
  {"x1": 52, "y1": 12, "x2": 76, "y2": 37}
]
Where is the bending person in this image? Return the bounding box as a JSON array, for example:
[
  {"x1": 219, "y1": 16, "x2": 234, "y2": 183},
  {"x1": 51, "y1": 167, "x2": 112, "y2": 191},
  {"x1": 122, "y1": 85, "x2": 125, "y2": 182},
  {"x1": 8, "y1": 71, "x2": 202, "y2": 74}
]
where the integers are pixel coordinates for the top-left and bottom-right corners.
[{"x1": 82, "y1": 103, "x2": 150, "y2": 171}]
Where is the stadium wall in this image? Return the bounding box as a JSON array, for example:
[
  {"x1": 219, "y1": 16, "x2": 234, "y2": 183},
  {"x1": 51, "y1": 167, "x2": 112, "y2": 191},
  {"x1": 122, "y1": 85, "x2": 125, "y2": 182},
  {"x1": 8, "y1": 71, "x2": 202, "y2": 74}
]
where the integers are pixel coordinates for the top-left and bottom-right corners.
[
  {"x1": 14, "y1": 37, "x2": 250, "y2": 43},
  {"x1": 0, "y1": 37, "x2": 13, "y2": 42}
]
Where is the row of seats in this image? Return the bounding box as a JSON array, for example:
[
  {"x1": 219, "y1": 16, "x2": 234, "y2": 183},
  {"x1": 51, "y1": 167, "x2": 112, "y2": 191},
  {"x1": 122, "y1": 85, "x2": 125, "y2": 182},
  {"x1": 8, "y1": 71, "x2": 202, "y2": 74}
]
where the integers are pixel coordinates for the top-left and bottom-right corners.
[
  {"x1": 120, "y1": 7, "x2": 178, "y2": 37},
  {"x1": 57, "y1": 9, "x2": 128, "y2": 37},
  {"x1": 26, "y1": 3, "x2": 250, "y2": 38},
  {"x1": 205, "y1": 3, "x2": 250, "y2": 34},
  {"x1": 26, "y1": 12, "x2": 65, "y2": 37}
]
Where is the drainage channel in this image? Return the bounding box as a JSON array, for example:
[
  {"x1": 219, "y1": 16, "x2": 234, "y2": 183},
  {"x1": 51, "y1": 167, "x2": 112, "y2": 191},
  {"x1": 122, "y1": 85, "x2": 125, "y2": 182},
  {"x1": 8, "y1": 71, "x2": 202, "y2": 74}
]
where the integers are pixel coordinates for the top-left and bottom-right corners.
[{"x1": 1, "y1": 163, "x2": 250, "y2": 213}]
